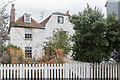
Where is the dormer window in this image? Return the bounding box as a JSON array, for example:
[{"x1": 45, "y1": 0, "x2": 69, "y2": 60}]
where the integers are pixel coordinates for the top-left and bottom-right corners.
[
  {"x1": 58, "y1": 16, "x2": 64, "y2": 24},
  {"x1": 24, "y1": 13, "x2": 31, "y2": 23}
]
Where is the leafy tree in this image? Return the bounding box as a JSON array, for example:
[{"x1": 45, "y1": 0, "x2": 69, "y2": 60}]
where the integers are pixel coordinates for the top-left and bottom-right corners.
[
  {"x1": 70, "y1": 5, "x2": 120, "y2": 63},
  {"x1": 105, "y1": 13, "x2": 120, "y2": 62},
  {"x1": 44, "y1": 28, "x2": 71, "y2": 59}
]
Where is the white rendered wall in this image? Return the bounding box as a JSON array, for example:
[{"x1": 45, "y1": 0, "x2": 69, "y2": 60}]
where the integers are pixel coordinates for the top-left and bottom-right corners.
[
  {"x1": 44, "y1": 14, "x2": 74, "y2": 40},
  {"x1": 9, "y1": 27, "x2": 45, "y2": 58},
  {"x1": 44, "y1": 14, "x2": 75, "y2": 58}
]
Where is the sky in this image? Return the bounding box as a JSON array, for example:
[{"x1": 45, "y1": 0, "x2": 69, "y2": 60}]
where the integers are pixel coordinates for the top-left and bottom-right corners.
[{"x1": 1, "y1": 0, "x2": 107, "y2": 23}]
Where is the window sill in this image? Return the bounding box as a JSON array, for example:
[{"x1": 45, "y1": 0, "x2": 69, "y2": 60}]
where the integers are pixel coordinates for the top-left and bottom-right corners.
[{"x1": 25, "y1": 39, "x2": 32, "y2": 41}]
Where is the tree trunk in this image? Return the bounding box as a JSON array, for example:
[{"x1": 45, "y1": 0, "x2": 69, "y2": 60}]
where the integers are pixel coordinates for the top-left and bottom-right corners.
[
  {"x1": 0, "y1": 15, "x2": 3, "y2": 64},
  {"x1": 0, "y1": 38, "x2": 3, "y2": 64}
]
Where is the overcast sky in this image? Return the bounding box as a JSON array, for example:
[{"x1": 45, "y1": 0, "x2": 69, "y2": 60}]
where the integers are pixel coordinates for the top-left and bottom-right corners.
[{"x1": 2, "y1": 0, "x2": 107, "y2": 22}]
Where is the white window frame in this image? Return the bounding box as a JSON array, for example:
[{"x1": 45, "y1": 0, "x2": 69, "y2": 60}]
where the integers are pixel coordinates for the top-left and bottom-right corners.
[
  {"x1": 58, "y1": 16, "x2": 64, "y2": 24},
  {"x1": 25, "y1": 47, "x2": 32, "y2": 58},
  {"x1": 24, "y1": 14, "x2": 31, "y2": 23},
  {"x1": 25, "y1": 28, "x2": 32, "y2": 40}
]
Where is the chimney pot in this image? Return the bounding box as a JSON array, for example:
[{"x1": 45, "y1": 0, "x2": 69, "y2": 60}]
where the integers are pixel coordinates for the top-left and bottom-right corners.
[{"x1": 12, "y1": 4, "x2": 15, "y2": 8}]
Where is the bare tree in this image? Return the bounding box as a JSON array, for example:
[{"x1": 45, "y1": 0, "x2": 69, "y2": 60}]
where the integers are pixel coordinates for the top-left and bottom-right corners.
[{"x1": 0, "y1": 0, "x2": 14, "y2": 63}]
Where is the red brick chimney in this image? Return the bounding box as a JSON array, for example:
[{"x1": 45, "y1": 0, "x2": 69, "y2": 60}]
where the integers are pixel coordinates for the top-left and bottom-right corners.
[
  {"x1": 66, "y1": 11, "x2": 70, "y2": 15},
  {"x1": 10, "y1": 4, "x2": 15, "y2": 25}
]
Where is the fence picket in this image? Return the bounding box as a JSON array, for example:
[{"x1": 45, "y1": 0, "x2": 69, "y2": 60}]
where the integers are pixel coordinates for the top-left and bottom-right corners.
[
  {"x1": 48, "y1": 64, "x2": 50, "y2": 78},
  {"x1": 41, "y1": 64, "x2": 43, "y2": 78},
  {"x1": 99, "y1": 63, "x2": 101, "y2": 79},
  {"x1": 60, "y1": 64, "x2": 62, "y2": 79},
  {"x1": 63, "y1": 64, "x2": 65, "y2": 79},
  {"x1": 54, "y1": 64, "x2": 56, "y2": 79},
  {"x1": 44, "y1": 64, "x2": 47, "y2": 78},
  {"x1": 110, "y1": 63, "x2": 112, "y2": 79},
  {"x1": 23, "y1": 64, "x2": 25, "y2": 79},
  {"x1": 57, "y1": 64, "x2": 59, "y2": 78},
  {"x1": 10, "y1": 64, "x2": 12, "y2": 79},
  {"x1": 36, "y1": 64, "x2": 38, "y2": 79},
  {"x1": 115, "y1": 63, "x2": 117, "y2": 79},
  {"x1": 108, "y1": 63, "x2": 109, "y2": 79},
  {"x1": 113, "y1": 63, "x2": 115, "y2": 79},
  {"x1": 0, "y1": 64, "x2": 3, "y2": 79},
  {"x1": 51, "y1": 64, "x2": 53, "y2": 78},
  {"x1": 29, "y1": 64, "x2": 31, "y2": 79},
  {"x1": 39, "y1": 64, "x2": 41, "y2": 79},
  {"x1": 7, "y1": 64, "x2": 9, "y2": 79},
  {"x1": 26, "y1": 64, "x2": 28, "y2": 79},
  {"x1": 96, "y1": 63, "x2": 98, "y2": 79},
  {"x1": 90, "y1": 63, "x2": 93, "y2": 79},
  {"x1": 105, "y1": 63, "x2": 106, "y2": 79},
  {"x1": 16, "y1": 64, "x2": 19, "y2": 79},
  {"x1": 102, "y1": 63, "x2": 104, "y2": 79},
  {"x1": 13, "y1": 64, "x2": 16, "y2": 79},
  {"x1": 94, "y1": 63, "x2": 96, "y2": 79}
]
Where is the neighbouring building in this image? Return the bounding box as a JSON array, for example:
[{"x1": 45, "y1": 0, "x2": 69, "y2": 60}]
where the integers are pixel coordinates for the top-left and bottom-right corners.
[
  {"x1": 105, "y1": 0, "x2": 120, "y2": 19},
  {"x1": 9, "y1": 4, "x2": 74, "y2": 59}
]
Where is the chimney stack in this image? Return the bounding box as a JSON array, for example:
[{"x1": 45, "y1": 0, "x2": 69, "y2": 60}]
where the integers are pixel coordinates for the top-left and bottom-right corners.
[
  {"x1": 66, "y1": 11, "x2": 70, "y2": 15},
  {"x1": 10, "y1": 4, "x2": 15, "y2": 26}
]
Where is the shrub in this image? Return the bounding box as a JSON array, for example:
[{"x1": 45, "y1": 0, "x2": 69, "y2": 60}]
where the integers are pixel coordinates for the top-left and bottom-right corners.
[{"x1": 3, "y1": 45, "x2": 24, "y2": 64}]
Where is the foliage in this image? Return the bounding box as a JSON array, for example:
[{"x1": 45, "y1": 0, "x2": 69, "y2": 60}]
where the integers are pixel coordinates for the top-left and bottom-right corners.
[
  {"x1": 3, "y1": 45, "x2": 24, "y2": 64},
  {"x1": 35, "y1": 56, "x2": 64, "y2": 64},
  {"x1": 70, "y1": 5, "x2": 120, "y2": 63},
  {"x1": 44, "y1": 28, "x2": 71, "y2": 59}
]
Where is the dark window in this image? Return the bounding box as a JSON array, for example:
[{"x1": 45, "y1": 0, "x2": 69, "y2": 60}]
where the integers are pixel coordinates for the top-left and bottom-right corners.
[
  {"x1": 25, "y1": 34, "x2": 32, "y2": 39},
  {"x1": 58, "y1": 16, "x2": 64, "y2": 24},
  {"x1": 25, "y1": 47, "x2": 32, "y2": 58},
  {"x1": 25, "y1": 28, "x2": 32, "y2": 40}
]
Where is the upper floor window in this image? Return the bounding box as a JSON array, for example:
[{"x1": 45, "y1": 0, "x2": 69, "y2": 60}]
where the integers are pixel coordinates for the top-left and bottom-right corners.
[
  {"x1": 58, "y1": 16, "x2": 64, "y2": 24},
  {"x1": 25, "y1": 28, "x2": 32, "y2": 40},
  {"x1": 24, "y1": 13, "x2": 31, "y2": 23}
]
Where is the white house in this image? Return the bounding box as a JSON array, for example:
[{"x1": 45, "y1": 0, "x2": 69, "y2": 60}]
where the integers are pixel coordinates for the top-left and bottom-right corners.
[{"x1": 9, "y1": 4, "x2": 74, "y2": 59}]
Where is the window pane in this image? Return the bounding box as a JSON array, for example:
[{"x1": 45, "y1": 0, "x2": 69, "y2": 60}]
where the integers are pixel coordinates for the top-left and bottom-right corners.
[{"x1": 58, "y1": 16, "x2": 64, "y2": 24}]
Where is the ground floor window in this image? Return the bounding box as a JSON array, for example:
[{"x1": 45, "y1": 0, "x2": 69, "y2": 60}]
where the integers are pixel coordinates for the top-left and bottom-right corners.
[{"x1": 25, "y1": 47, "x2": 32, "y2": 58}]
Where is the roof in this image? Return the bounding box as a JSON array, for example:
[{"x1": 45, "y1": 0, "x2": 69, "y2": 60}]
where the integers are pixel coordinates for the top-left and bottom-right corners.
[
  {"x1": 40, "y1": 12, "x2": 68, "y2": 27},
  {"x1": 105, "y1": 0, "x2": 120, "y2": 7},
  {"x1": 11, "y1": 14, "x2": 43, "y2": 28},
  {"x1": 40, "y1": 15, "x2": 52, "y2": 27},
  {"x1": 52, "y1": 12, "x2": 68, "y2": 16},
  {"x1": 107, "y1": 0, "x2": 120, "y2": 2}
]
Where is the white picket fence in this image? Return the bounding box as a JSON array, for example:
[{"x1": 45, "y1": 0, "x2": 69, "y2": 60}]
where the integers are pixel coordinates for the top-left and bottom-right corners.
[
  {"x1": 0, "y1": 63, "x2": 119, "y2": 79},
  {"x1": 90, "y1": 62, "x2": 119, "y2": 79}
]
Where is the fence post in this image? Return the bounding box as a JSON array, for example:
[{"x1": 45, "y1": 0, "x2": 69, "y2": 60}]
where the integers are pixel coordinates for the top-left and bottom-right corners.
[
  {"x1": 119, "y1": 63, "x2": 120, "y2": 80},
  {"x1": 86, "y1": 63, "x2": 90, "y2": 79},
  {"x1": 64, "y1": 63, "x2": 69, "y2": 78}
]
